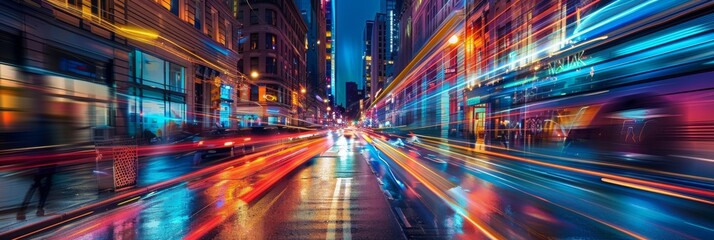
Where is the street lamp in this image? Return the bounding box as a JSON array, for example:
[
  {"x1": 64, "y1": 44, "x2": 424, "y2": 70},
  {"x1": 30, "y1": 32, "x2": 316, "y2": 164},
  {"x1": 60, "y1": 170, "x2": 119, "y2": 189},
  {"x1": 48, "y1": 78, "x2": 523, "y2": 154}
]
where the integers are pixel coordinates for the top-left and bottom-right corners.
[
  {"x1": 250, "y1": 71, "x2": 259, "y2": 79},
  {"x1": 300, "y1": 88, "x2": 306, "y2": 94},
  {"x1": 448, "y1": 34, "x2": 459, "y2": 45}
]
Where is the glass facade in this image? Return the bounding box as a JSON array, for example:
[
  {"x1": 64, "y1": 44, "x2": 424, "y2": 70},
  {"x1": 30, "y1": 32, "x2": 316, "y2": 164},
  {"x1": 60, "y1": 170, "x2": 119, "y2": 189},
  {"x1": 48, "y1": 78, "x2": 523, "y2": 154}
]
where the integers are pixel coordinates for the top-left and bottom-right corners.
[{"x1": 130, "y1": 50, "x2": 186, "y2": 138}]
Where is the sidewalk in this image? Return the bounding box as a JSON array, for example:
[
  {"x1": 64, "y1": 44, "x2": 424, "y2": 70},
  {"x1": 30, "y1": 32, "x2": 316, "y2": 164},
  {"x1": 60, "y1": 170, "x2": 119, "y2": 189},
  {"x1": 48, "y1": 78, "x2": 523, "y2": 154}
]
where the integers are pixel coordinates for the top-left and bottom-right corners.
[{"x1": 0, "y1": 139, "x2": 268, "y2": 238}]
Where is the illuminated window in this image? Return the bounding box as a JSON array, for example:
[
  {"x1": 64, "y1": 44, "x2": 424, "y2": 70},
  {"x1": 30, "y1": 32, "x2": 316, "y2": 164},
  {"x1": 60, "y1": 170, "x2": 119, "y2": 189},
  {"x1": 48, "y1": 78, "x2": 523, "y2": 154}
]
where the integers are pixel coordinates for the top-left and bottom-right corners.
[
  {"x1": 250, "y1": 33, "x2": 258, "y2": 50},
  {"x1": 265, "y1": 33, "x2": 277, "y2": 50}
]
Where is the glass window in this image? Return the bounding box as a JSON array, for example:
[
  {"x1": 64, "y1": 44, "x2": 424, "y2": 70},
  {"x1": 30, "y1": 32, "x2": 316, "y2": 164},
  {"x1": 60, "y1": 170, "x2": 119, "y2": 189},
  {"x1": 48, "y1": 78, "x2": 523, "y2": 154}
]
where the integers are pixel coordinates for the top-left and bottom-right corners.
[
  {"x1": 250, "y1": 10, "x2": 259, "y2": 25},
  {"x1": 250, "y1": 85, "x2": 259, "y2": 101},
  {"x1": 265, "y1": 33, "x2": 276, "y2": 50},
  {"x1": 266, "y1": 57, "x2": 277, "y2": 74},
  {"x1": 250, "y1": 33, "x2": 259, "y2": 50},
  {"x1": 141, "y1": 52, "x2": 165, "y2": 88},
  {"x1": 265, "y1": 9, "x2": 276, "y2": 26},
  {"x1": 167, "y1": 62, "x2": 185, "y2": 93}
]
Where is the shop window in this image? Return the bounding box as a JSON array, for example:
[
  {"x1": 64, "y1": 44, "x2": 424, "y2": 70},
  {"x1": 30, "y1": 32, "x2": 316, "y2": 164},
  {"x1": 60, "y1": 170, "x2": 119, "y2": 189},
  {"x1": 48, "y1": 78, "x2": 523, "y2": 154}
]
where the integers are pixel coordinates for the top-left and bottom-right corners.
[
  {"x1": 220, "y1": 84, "x2": 232, "y2": 99},
  {"x1": 167, "y1": 62, "x2": 185, "y2": 93},
  {"x1": 141, "y1": 53, "x2": 166, "y2": 88},
  {"x1": 250, "y1": 85, "x2": 259, "y2": 101}
]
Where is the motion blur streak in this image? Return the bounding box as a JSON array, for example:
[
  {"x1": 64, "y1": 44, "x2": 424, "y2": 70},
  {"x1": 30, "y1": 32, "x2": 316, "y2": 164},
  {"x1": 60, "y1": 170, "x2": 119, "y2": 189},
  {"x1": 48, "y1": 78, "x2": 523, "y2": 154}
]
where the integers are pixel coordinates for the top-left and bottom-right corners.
[
  {"x1": 601, "y1": 178, "x2": 714, "y2": 205},
  {"x1": 182, "y1": 138, "x2": 331, "y2": 240},
  {"x1": 411, "y1": 135, "x2": 713, "y2": 201},
  {"x1": 368, "y1": 134, "x2": 503, "y2": 240}
]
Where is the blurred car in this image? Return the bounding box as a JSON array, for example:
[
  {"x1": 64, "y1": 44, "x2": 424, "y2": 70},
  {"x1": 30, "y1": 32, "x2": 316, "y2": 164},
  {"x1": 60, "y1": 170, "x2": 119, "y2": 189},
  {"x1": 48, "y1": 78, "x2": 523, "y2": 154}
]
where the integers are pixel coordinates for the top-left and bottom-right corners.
[{"x1": 193, "y1": 129, "x2": 253, "y2": 163}]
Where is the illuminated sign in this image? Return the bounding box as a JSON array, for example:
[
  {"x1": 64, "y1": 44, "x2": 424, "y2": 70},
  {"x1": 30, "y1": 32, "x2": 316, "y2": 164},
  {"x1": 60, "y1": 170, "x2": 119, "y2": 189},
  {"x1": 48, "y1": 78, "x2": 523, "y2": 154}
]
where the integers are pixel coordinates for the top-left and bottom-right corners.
[
  {"x1": 547, "y1": 51, "x2": 586, "y2": 75},
  {"x1": 264, "y1": 94, "x2": 277, "y2": 101}
]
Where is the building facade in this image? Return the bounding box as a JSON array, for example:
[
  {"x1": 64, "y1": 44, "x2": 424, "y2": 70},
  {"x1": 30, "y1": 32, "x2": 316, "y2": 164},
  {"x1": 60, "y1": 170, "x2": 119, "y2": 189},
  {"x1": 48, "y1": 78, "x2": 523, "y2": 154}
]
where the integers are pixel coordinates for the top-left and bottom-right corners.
[
  {"x1": 0, "y1": 0, "x2": 242, "y2": 149},
  {"x1": 296, "y1": 0, "x2": 327, "y2": 125},
  {"x1": 237, "y1": 0, "x2": 307, "y2": 126},
  {"x1": 370, "y1": 13, "x2": 387, "y2": 102},
  {"x1": 362, "y1": 20, "x2": 374, "y2": 103}
]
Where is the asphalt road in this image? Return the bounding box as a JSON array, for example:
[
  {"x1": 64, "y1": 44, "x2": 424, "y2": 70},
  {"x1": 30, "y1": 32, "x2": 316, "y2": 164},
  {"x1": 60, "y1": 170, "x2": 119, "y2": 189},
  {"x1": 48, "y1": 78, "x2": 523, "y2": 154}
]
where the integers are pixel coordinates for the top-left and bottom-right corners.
[{"x1": 36, "y1": 133, "x2": 405, "y2": 239}]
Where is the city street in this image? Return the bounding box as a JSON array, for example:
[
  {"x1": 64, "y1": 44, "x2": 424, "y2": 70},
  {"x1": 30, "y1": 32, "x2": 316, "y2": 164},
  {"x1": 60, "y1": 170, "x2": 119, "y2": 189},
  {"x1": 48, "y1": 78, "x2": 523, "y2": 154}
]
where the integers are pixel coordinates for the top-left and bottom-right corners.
[
  {"x1": 30, "y1": 133, "x2": 405, "y2": 239},
  {"x1": 2, "y1": 0, "x2": 714, "y2": 239}
]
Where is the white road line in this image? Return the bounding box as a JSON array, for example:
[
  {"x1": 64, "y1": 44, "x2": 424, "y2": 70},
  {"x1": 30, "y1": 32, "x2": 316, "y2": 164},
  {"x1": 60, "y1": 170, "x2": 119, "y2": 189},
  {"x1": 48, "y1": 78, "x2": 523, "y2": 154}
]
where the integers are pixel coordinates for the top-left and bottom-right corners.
[
  {"x1": 342, "y1": 178, "x2": 352, "y2": 240},
  {"x1": 326, "y1": 178, "x2": 343, "y2": 240}
]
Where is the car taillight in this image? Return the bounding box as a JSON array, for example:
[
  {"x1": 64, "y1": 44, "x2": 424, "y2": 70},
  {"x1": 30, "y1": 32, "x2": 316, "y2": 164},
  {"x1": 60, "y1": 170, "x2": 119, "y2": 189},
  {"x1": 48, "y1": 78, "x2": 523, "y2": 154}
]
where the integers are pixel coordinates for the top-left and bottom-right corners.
[
  {"x1": 224, "y1": 141, "x2": 234, "y2": 146},
  {"x1": 197, "y1": 141, "x2": 204, "y2": 146}
]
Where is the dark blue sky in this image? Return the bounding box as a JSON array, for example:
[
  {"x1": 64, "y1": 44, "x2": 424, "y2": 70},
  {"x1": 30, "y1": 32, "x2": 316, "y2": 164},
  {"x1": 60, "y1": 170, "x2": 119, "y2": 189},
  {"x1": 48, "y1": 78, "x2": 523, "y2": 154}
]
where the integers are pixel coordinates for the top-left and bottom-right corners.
[{"x1": 335, "y1": 0, "x2": 381, "y2": 107}]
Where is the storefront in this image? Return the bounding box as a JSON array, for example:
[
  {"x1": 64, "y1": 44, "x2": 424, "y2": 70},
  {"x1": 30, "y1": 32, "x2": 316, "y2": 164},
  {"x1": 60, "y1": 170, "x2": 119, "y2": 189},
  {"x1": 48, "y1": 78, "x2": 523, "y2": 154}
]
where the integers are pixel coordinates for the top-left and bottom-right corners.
[{"x1": 128, "y1": 50, "x2": 186, "y2": 139}]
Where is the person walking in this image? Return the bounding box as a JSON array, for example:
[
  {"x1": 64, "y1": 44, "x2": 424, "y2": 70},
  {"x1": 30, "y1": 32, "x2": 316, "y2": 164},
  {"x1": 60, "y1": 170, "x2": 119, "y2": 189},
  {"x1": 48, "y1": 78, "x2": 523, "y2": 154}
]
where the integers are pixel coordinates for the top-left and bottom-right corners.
[{"x1": 17, "y1": 164, "x2": 57, "y2": 220}]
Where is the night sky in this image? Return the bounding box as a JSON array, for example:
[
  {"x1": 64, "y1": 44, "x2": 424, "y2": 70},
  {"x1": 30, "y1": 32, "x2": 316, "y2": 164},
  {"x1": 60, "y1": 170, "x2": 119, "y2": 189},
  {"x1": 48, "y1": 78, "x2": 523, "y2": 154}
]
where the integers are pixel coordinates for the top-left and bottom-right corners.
[{"x1": 335, "y1": 0, "x2": 381, "y2": 107}]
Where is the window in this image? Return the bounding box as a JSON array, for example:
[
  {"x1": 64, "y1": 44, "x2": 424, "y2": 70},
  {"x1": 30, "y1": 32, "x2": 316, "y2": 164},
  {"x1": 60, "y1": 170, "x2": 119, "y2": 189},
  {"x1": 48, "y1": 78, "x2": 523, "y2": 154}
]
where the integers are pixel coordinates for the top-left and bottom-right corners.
[
  {"x1": 250, "y1": 33, "x2": 259, "y2": 50},
  {"x1": 91, "y1": 0, "x2": 110, "y2": 20},
  {"x1": 68, "y1": 0, "x2": 82, "y2": 9},
  {"x1": 265, "y1": 33, "x2": 276, "y2": 50},
  {"x1": 225, "y1": 21, "x2": 231, "y2": 48},
  {"x1": 157, "y1": 0, "x2": 179, "y2": 16},
  {"x1": 135, "y1": 51, "x2": 185, "y2": 93},
  {"x1": 167, "y1": 62, "x2": 185, "y2": 93},
  {"x1": 194, "y1": 0, "x2": 203, "y2": 30},
  {"x1": 250, "y1": 9, "x2": 259, "y2": 25},
  {"x1": 265, "y1": 9, "x2": 276, "y2": 26},
  {"x1": 250, "y1": 57, "x2": 259, "y2": 73},
  {"x1": 266, "y1": 57, "x2": 277, "y2": 74},
  {"x1": 250, "y1": 85, "x2": 259, "y2": 101},
  {"x1": 238, "y1": 10, "x2": 243, "y2": 21},
  {"x1": 217, "y1": 19, "x2": 226, "y2": 45}
]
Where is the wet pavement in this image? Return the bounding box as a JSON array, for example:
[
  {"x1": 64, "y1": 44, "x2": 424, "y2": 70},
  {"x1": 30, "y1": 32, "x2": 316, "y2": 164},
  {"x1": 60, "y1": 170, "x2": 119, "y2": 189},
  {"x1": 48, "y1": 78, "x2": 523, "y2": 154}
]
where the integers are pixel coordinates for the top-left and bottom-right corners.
[
  {"x1": 8, "y1": 130, "x2": 713, "y2": 239},
  {"x1": 33, "y1": 133, "x2": 405, "y2": 239},
  {"x1": 363, "y1": 131, "x2": 714, "y2": 239}
]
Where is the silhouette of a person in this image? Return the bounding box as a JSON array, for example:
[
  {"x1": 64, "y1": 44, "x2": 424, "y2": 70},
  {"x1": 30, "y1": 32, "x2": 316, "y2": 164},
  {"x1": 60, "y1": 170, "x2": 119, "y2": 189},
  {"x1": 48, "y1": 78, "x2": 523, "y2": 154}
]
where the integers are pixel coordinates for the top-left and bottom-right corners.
[{"x1": 17, "y1": 164, "x2": 57, "y2": 220}]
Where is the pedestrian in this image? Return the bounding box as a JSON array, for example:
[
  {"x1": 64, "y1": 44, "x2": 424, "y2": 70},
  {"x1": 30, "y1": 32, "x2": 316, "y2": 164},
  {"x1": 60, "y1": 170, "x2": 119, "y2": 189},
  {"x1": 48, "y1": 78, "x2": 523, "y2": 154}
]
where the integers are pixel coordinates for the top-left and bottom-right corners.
[{"x1": 17, "y1": 164, "x2": 57, "y2": 220}]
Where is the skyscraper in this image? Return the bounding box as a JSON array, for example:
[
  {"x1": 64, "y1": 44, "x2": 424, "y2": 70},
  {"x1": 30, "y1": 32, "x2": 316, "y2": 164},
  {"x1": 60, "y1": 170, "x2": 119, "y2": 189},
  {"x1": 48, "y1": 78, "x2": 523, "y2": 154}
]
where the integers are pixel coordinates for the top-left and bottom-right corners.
[
  {"x1": 325, "y1": 0, "x2": 336, "y2": 105},
  {"x1": 370, "y1": 13, "x2": 387, "y2": 100},
  {"x1": 296, "y1": 0, "x2": 327, "y2": 124},
  {"x1": 363, "y1": 20, "x2": 374, "y2": 103}
]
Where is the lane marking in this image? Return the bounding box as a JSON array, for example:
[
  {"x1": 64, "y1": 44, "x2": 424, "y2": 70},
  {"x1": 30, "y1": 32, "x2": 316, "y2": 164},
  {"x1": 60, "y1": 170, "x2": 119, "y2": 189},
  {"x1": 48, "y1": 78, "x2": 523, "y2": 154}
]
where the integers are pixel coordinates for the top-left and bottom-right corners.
[
  {"x1": 342, "y1": 178, "x2": 352, "y2": 240},
  {"x1": 326, "y1": 178, "x2": 343, "y2": 240}
]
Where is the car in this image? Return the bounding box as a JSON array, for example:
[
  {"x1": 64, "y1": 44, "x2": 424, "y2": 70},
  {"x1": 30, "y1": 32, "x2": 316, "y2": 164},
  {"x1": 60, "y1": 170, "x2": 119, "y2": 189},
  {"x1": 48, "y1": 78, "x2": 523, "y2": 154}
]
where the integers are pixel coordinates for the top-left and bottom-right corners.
[{"x1": 192, "y1": 129, "x2": 253, "y2": 164}]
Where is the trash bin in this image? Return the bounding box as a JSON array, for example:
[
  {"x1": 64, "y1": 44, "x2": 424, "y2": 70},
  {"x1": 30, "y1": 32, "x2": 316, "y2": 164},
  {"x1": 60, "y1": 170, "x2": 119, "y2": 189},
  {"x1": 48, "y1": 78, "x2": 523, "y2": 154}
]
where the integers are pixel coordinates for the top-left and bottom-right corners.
[{"x1": 94, "y1": 138, "x2": 138, "y2": 192}]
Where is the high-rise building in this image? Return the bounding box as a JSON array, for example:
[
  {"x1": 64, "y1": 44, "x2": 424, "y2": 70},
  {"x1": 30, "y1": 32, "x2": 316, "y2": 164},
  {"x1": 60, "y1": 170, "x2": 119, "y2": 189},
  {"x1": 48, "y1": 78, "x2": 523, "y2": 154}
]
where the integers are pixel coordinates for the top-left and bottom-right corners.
[
  {"x1": 381, "y1": 0, "x2": 401, "y2": 80},
  {"x1": 345, "y1": 81, "x2": 362, "y2": 107},
  {"x1": 325, "y1": 0, "x2": 335, "y2": 105},
  {"x1": 370, "y1": 13, "x2": 387, "y2": 100},
  {"x1": 238, "y1": 0, "x2": 308, "y2": 126},
  {"x1": 363, "y1": 20, "x2": 374, "y2": 103},
  {"x1": 296, "y1": 0, "x2": 327, "y2": 124}
]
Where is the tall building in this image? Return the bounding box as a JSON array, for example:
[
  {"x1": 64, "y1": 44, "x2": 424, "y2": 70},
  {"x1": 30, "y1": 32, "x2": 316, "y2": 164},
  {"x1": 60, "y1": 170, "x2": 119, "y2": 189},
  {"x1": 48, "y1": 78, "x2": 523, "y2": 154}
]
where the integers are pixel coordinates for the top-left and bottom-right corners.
[
  {"x1": 345, "y1": 81, "x2": 361, "y2": 107},
  {"x1": 382, "y1": 0, "x2": 401, "y2": 81},
  {"x1": 296, "y1": 0, "x2": 327, "y2": 124},
  {"x1": 325, "y1": 0, "x2": 335, "y2": 105},
  {"x1": 238, "y1": 0, "x2": 308, "y2": 126},
  {"x1": 0, "y1": 0, "x2": 242, "y2": 148},
  {"x1": 363, "y1": 20, "x2": 374, "y2": 103},
  {"x1": 370, "y1": 13, "x2": 387, "y2": 100},
  {"x1": 345, "y1": 82, "x2": 362, "y2": 121}
]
